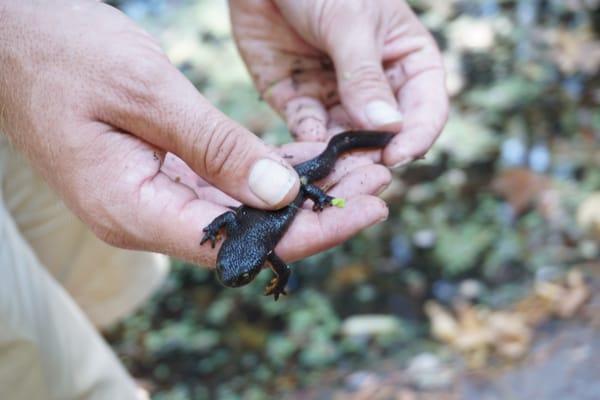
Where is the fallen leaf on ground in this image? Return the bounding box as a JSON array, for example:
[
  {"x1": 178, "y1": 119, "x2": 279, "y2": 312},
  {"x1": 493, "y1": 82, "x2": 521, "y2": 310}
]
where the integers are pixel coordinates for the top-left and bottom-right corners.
[
  {"x1": 491, "y1": 168, "x2": 553, "y2": 215},
  {"x1": 425, "y1": 269, "x2": 590, "y2": 367}
]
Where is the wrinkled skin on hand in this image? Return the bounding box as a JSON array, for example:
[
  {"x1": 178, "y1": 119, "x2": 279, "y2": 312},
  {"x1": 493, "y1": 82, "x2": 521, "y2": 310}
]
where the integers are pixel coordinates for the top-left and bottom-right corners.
[{"x1": 230, "y1": 0, "x2": 449, "y2": 167}]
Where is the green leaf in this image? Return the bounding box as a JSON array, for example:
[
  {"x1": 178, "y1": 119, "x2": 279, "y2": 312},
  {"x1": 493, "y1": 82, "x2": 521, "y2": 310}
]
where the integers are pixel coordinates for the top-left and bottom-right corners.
[{"x1": 331, "y1": 198, "x2": 346, "y2": 208}]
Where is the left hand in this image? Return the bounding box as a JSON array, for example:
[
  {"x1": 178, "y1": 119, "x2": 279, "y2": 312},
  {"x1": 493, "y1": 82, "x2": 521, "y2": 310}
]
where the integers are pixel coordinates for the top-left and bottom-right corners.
[{"x1": 230, "y1": 0, "x2": 449, "y2": 167}]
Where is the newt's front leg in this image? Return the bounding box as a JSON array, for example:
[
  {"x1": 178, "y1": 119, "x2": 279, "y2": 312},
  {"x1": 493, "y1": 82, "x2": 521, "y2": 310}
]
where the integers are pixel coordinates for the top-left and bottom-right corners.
[
  {"x1": 264, "y1": 252, "x2": 290, "y2": 301},
  {"x1": 302, "y1": 183, "x2": 335, "y2": 211},
  {"x1": 200, "y1": 211, "x2": 237, "y2": 248}
]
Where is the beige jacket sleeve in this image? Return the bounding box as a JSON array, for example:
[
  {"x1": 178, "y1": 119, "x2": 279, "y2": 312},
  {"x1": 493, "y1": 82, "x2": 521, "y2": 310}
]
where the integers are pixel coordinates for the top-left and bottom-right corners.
[{"x1": 0, "y1": 135, "x2": 168, "y2": 399}]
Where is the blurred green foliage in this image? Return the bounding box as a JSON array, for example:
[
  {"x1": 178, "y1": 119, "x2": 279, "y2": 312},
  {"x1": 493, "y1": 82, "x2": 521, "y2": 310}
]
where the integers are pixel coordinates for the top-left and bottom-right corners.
[{"x1": 106, "y1": 0, "x2": 600, "y2": 398}]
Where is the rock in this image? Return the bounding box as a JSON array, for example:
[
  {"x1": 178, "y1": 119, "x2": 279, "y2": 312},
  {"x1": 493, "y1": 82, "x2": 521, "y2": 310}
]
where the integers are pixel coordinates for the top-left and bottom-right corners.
[
  {"x1": 444, "y1": 52, "x2": 465, "y2": 96},
  {"x1": 406, "y1": 352, "x2": 454, "y2": 390},
  {"x1": 448, "y1": 16, "x2": 496, "y2": 51},
  {"x1": 500, "y1": 136, "x2": 527, "y2": 167},
  {"x1": 459, "y1": 279, "x2": 484, "y2": 300},
  {"x1": 579, "y1": 240, "x2": 599, "y2": 260},
  {"x1": 445, "y1": 168, "x2": 467, "y2": 187},
  {"x1": 528, "y1": 143, "x2": 551, "y2": 173},
  {"x1": 577, "y1": 193, "x2": 600, "y2": 238},
  {"x1": 413, "y1": 229, "x2": 437, "y2": 249},
  {"x1": 435, "y1": 114, "x2": 498, "y2": 165},
  {"x1": 344, "y1": 370, "x2": 380, "y2": 391},
  {"x1": 341, "y1": 315, "x2": 403, "y2": 337}
]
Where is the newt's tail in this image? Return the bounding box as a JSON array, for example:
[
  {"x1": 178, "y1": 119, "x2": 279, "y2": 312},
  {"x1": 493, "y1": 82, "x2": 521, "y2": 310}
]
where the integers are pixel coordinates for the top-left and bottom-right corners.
[{"x1": 294, "y1": 130, "x2": 395, "y2": 182}]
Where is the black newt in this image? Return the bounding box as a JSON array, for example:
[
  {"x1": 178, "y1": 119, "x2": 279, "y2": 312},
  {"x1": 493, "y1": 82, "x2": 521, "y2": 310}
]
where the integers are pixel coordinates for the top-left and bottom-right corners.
[{"x1": 201, "y1": 130, "x2": 394, "y2": 300}]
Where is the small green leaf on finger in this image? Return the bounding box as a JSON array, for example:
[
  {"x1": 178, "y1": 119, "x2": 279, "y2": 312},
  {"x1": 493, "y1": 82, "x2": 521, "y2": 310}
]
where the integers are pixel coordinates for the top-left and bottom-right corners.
[{"x1": 331, "y1": 198, "x2": 346, "y2": 208}]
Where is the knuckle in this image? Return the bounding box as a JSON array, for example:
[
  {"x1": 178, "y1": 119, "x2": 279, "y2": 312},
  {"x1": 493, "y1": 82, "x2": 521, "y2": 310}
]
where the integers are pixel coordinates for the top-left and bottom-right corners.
[
  {"x1": 107, "y1": 50, "x2": 172, "y2": 109},
  {"x1": 200, "y1": 120, "x2": 249, "y2": 178},
  {"x1": 124, "y1": 61, "x2": 166, "y2": 104},
  {"x1": 318, "y1": 2, "x2": 370, "y2": 43},
  {"x1": 125, "y1": 58, "x2": 165, "y2": 87},
  {"x1": 343, "y1": 63, "x2": 388, "y2": 93}
]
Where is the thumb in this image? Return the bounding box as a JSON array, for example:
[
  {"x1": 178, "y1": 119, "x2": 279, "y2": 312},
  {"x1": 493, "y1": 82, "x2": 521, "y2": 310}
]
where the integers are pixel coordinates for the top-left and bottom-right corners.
[
  {"x1": 177, "y1": 105, "x2": 301, "y2": 210},
  {"x1": 326, "y1": 23, "x2": 403, "y2": 131},
  {"x1": 104, "y1": 64, "x2": 300, "y2": 210}
]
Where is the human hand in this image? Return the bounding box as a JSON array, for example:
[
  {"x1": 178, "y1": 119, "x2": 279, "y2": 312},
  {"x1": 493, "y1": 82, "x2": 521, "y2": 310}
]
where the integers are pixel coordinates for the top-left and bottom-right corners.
[
  {"x1": 163, "y1": 142, "x2": 391, "y2": 263},
  {"x1": 0, "y1": 0, "x2": 389, "y2": 266},
  {"x1": 230, "y1": 0, "x2": 449, "y2": 167}
]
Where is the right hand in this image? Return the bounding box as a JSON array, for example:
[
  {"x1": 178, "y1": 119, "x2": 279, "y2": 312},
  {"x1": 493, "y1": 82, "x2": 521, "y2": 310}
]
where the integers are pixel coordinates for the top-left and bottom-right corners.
[
  {"x1": 0, "y1": 0, "x2": 390, "y2": 266},
  {"x1": 230, "y1": 0, "x2": 448, "y2": 167}
]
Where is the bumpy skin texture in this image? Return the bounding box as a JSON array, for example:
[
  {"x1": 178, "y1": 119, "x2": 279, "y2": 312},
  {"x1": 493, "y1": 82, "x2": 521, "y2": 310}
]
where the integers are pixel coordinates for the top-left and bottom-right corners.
[{"x1": 201, "y1": 131, "x2": 394, "y2": 300}]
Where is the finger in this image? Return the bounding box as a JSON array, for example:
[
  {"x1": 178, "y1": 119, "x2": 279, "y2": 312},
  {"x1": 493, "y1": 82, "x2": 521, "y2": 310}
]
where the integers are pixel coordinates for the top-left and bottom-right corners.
[
  {"x1": 230, "y1": 0, "x2": 339, "y2": 132},
  {"x1": 384, "y1": 67, "x2": 449, "y2": 167},
  {"x1": 275, "y1": 195, "x2": 389, "y2": 262},
  {"x1": 268, "y1": 0, "x2": 400, "y2": 130},
  {"x1": 99, "y1": 56, "x2": 299, "y2": 209},
  {"x1": 378, "y1": 25, "x2": 448, "y2": 167},
  {"x1": 284, "y1": 96, "x2": 328, "y2": 141},
  {"x1": 326, "y1": 164, "x2": 392, "y2": 199},
  {"x1": 317, "y1": 152, "x2": 381, "y2": 189},
  {"x1": 326, "y1": 105, "x2": 355, "y2": 135},
  {"x1": 262, "y1": 70, "x2": 338, "y2": 121},
  {"x1": 325, "y1": 16, "x2": 403, "y2": 131}
]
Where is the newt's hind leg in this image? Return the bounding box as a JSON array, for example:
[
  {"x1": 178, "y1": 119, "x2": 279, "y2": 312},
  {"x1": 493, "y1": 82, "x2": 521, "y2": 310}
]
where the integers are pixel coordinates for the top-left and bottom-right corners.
[
  {"x1": 200, "y1": 211, "x2": 237, "y2": 248},
  {"x1": 302, "y1": 184, "x2": 335, "y2": 211},
  {"x1": 264, "y1": 252, "x2": 290, "y2": 301}
]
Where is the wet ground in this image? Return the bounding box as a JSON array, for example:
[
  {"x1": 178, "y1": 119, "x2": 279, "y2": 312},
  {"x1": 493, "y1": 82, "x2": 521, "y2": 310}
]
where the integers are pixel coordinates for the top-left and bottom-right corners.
[
  {"x1": 292, "y1": 266, "x2": 600, "y2": 400},
  {"x1": 460, "y1": 265, "x2": 600, "y2": 400},
  {"x1": 460, "y1": 322, "x2": 600, "y2": 400}
]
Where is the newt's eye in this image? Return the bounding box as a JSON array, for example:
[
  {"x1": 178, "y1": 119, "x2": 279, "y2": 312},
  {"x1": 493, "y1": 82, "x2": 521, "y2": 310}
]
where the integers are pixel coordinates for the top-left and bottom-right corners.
[{"x1": 232, "y1": 271, "x2": 254, "y2": 287}]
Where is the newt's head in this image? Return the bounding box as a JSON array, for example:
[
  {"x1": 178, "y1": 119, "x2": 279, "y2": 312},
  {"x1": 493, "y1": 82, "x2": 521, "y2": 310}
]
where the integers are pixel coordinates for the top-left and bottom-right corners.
[{"x1": 215, "y1": 252, "x2": 263, "y2": 288}]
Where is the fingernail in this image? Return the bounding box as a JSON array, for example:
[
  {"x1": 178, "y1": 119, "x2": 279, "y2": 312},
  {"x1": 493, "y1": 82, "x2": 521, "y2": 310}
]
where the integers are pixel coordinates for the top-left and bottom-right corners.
[
  {"x1": 391, "y1": 156, "x2": 415, "y2": 170},
  {"x1": 249, "y1": 159, "x2": 297, "y2": 206},
  {"x1": 375, "y1": 183, "x2": 391, "y2": 196},
  {"x1": 366, "y1": 101, "x2": 403, "y2": 128},
  {"x1": 379, "y1": 208, "x2": 389, "y2": 222}
]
